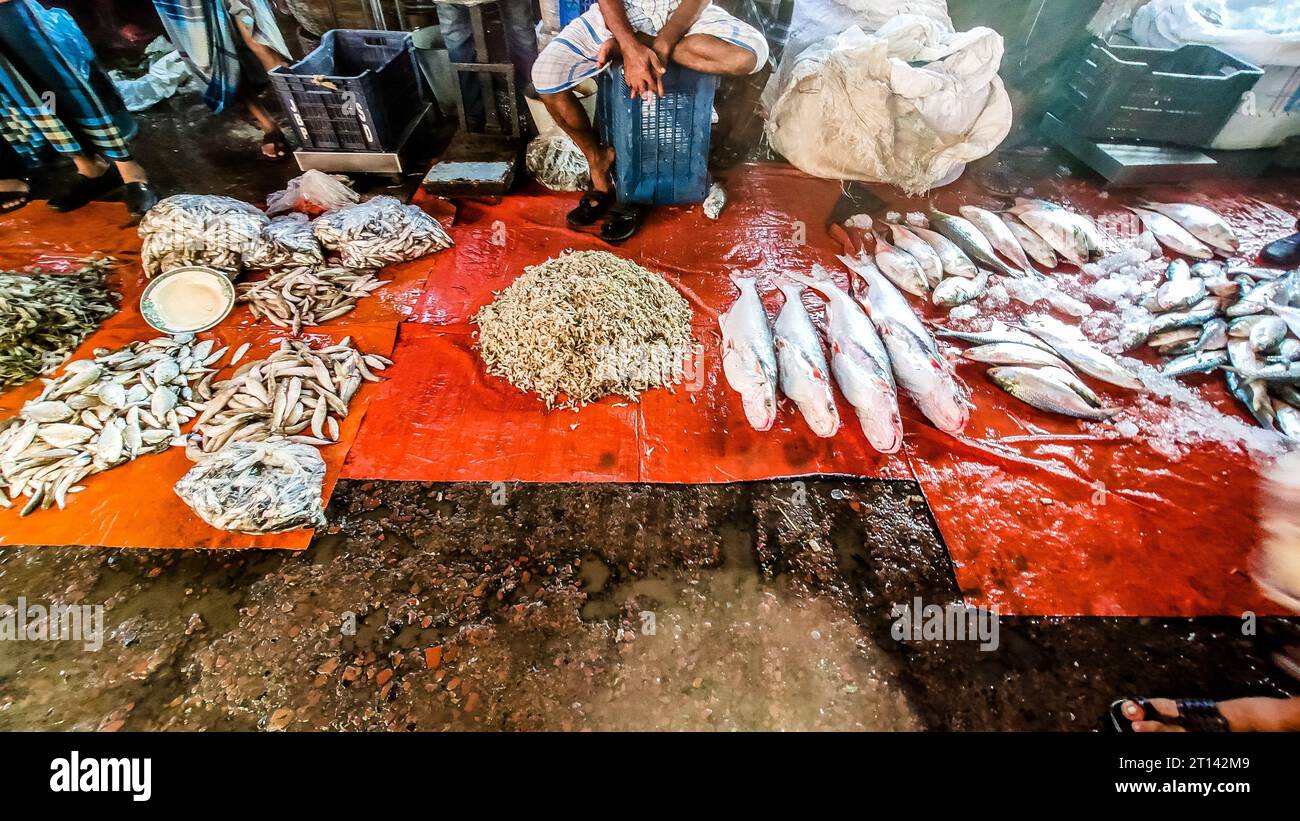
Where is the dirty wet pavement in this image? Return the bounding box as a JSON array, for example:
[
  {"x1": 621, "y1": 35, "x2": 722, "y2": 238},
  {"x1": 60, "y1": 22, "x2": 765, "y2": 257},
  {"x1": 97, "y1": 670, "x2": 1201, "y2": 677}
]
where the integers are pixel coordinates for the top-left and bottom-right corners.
[{"x1": 1, "y1": 479, "x2": 1292, "y2": 731}]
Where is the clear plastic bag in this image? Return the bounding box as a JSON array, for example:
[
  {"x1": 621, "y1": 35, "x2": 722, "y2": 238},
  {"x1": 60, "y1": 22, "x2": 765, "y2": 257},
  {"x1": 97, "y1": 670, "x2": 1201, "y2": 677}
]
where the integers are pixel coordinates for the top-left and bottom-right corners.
[
  {"x1": 138, "y1": 194, "x2": 269, "y2": 277},
  {"x1": 174, "y1": 440, "x2": 327, "y2": 534},
  {"x1": 312, "y1": 196, "x2": 454, "y2": 268},
  {"x1": 526, "y1": 133, "x2": 591, "y2": 192},
  {"x1": 245, "y1": 213, "x2": 325, "y2": 269},
  {"x1": 266, "y1": 170, "x2": 360, "y2": 217}
]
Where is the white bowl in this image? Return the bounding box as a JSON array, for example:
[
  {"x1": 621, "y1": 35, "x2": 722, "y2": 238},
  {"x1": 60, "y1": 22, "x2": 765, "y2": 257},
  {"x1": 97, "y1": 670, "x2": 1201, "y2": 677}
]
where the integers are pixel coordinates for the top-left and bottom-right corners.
[{"x1": 140, "y1": 266, "x2": 236, "y2": 334}]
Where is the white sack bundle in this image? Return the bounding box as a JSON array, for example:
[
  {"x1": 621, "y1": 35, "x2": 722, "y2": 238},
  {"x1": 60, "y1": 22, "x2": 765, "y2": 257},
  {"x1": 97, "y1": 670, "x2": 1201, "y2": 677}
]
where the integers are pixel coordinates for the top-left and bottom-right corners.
[
  {"x1": 763, "y1": 15, "x2": 1012, "y2": 195},
  {"x1": 174, "y1": 439, "x2": 327, "y2": 534}
]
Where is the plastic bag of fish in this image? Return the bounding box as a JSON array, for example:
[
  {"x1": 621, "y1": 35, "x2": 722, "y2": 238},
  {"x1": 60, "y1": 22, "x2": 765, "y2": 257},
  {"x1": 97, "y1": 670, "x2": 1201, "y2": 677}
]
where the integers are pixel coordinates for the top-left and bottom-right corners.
[
  {"x1": 244, "y1": 213, "x2": 325, "y2": 269},
  {"x1": 174, "y1": 439, "x2": 326, "y2": 533},
  {"x1": 312, "y1": 196, "x2": 453, "y2": 269},
  {"x1": 138, "y1": 194, "x2": 270, "y2": 277},
  {"x1": 525, "y1": 133, "x2": 590, "y2": 193}
]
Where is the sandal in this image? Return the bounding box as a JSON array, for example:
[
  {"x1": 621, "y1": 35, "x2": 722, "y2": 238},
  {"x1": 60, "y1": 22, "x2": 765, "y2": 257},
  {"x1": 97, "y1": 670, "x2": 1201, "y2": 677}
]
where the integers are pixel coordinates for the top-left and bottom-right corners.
[
  {"x1": 600, "y1": 202, "x2": 645, "y2": 243},
  {"x1": 1106, "y1": 698, "x2": 1230, "y2": 733},
  {"x1": 566, "y1": 188, "x2": 615, "y2": 227},
  {"x1": 1262, "y1": 221, "x2": 1300, "y2": 266},
  {"x1": 124, "y1": 181, "x2": 159, "y2": 218},
  {"x1": 0, "y1": 178, "x2": 31, "y2": 215},
  {"x1": 47, "y1": 165, "x2": 124, "y2": 212},
  {"x1": 261, "y1": 130, "x2": 290, "y2": 162}
]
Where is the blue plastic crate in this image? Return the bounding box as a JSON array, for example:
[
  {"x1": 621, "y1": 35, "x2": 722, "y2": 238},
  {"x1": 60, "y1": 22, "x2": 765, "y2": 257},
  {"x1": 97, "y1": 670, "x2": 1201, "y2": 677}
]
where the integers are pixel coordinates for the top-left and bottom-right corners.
[
  {"x1": 597, "y1": 62, "x2": 718, "y2": 205},
  {"x1": 558, "y1": 0, "x2": 596, "y2": 27}
]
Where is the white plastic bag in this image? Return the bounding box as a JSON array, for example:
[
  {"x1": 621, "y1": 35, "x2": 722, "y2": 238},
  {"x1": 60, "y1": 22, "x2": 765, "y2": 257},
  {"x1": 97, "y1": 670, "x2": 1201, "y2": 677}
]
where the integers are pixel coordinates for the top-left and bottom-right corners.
[
  {"x1": 174, "y1": 440, "x2": 327, "y2": 534},
  {"x1": 245, "y1": 213, "x2": 325, "y2": 269},
  {"x1": 312, "y1": 196, "x2": 454, "y2": 268},
  {"x1": 1128, "y1": 0, "x2": 1300, "y2": 149},
  {"x1": 763, "y1": 13, "x2": 1012, "y2": 194},
  {"x1": 266, "y1": 169, "x2": 360, "y2": 216}
]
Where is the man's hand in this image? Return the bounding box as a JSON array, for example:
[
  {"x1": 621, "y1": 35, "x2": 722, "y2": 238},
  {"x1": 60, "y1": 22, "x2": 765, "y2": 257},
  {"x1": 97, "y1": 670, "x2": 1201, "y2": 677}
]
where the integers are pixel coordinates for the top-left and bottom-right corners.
[
  {"x1": 595, "y1": 38, "x2": 621, "y2": 68},
  {"x1": 620, "y1": 39, "x2": 666, "y2": 99}
]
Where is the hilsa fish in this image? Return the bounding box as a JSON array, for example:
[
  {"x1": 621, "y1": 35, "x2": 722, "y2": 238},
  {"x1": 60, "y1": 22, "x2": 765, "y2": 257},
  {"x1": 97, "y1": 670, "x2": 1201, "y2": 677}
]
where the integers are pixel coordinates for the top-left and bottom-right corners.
[
  {"x1": 842, "y1": 254, "x2": 970, "y2": 434},
  {"x1": 718, "y1": 273, "x2": 779, "y2": 432},
  {"x1": 1137, "y1": 201, "x2": 1239, "y2": 255},
  {"x1": 797, "y1": 266, "x2": 903, "y2": 453},
  {"x1": 773, "y1": 284, "x2": 840, "y2": 437},
  {"x1": 959, "y1": 205, "x2": 1038, "y2": 276},
  {"x1": 927, "y1": 209, "x2": 1022, "y2": 278}
]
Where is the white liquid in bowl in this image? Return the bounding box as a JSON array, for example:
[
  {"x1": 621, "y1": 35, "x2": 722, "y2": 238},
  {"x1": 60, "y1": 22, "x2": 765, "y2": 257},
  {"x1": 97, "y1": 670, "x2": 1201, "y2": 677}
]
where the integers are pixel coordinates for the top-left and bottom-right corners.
[{"x1": 148, "y1": 274, "x2": 230, "y2": 331}]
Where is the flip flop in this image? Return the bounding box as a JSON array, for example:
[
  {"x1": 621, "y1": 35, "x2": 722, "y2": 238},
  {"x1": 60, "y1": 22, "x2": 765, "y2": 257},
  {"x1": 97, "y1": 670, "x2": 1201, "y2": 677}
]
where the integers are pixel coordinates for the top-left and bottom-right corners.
[
  {"x1": 0, "y1": 178, "x2": 31, "y2": 214},
  {"x1": 261, "y1": 131, "x2": 290, "y2": 162},
  {"x1": 47, "y1": 165, "x2": 124, "y2": 213},
  {"x1": 124, "y1": 181, "x2": 159, "y2": 218},
  {"x1": 1105, "y1": 697, "x2": 1230, "y2": 733},
  {"x1": 600, "y1": 202, "x2": 645, "y2": 243},
  {"x1": 566, "y1": 188, "x2": 615, "y2": 227},
  {"x1": 1262, "y1": 229, "x2": 1300, "y2": 267}
]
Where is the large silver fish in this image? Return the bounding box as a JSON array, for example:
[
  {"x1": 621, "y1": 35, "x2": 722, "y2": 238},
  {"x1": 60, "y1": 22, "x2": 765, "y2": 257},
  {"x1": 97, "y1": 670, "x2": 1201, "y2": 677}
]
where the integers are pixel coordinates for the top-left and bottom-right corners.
[
  {"x1": 888, "y1": 224, "x2": 943, "y2": 288},
  {"x1": 719, "y1": 273, "x2": 779, "y2": 432},
  {"x1": 910, "y1": 225, "x2": 979, "y2": 279},
  {"x1": 927, "y1": 209, "x2": 1022, "y2": 278},
  {"x1": 988, "y1": 366, "x2": 1119, "y2": 420},
  {"x1": 872, "y1": 233, "x2": 929, "y2": 297},
  {"x1": 1001, "y1": 214, "x2": 1058, "y2": 269},
  {"x1": 1137, "y1": 201, "x2": 1239, "y2": 255},
  {"x1": 959, "y1": 205, "x2": 1038, "y2": 275},
  {"x1": 798, "y1": 267, "x2": 903, "y2": 453},
  {"x1": 773, "y1": 284, "x2": 840, "y2": 437},
  {"x1": 1127, "y1": 207, "x2": 1215, "y2": 259},
  {"x1": 842, "y1": 255, "x2": 970, "y2": 434},
  {"x1": 1007, "y1": 199, "x2": 1096, "y2": 264},
  {"x1": 1019, "y1": 314, "x2": 1144, "y2": 390}
]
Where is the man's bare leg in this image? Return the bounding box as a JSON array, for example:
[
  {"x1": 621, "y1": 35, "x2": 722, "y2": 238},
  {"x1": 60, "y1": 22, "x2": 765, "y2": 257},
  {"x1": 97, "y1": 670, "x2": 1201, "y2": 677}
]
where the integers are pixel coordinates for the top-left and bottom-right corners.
[
  {"x1": 540, "y1": 90, "x2": 615, "y2": 192},
  {"x1": 669, "y1": 34, "x2": 758, "y2": 76}
]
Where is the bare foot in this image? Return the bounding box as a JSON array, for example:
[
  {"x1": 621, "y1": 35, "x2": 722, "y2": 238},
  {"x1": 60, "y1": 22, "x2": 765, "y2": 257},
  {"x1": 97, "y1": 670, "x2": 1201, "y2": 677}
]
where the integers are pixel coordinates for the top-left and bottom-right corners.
[
  {"x1": 589, "y1": 145, "x2": 616, "y2": 193},
  {"x1": 1121, "y1": 696, "x2": 1300, "y2": 732}
]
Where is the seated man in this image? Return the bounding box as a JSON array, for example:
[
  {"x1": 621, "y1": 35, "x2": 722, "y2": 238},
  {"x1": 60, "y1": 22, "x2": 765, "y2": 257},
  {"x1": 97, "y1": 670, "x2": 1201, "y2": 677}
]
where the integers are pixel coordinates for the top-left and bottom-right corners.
[{"x1": 533, "y1": 0, "x2": 768, "y2": 241}]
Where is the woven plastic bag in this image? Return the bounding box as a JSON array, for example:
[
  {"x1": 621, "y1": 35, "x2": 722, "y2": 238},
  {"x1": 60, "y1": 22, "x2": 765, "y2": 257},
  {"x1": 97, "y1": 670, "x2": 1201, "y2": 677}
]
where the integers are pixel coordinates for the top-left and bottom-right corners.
[
  {"x1": 174, "y1": 440, "x2": 327, "y2": 534},
  {"x1": 312, "y1": 196, "x2": 453, "y2": 268}
]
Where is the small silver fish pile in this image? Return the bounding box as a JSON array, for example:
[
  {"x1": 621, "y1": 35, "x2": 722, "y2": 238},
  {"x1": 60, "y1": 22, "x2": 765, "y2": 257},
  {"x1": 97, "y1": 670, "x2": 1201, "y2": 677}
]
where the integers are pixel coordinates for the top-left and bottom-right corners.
[
  {"x1": 1123, "y1": 261, "x2": 1300, "y2": 438},
  {"x1": 245, "y1": 213, "x2": 326, "y2": 269},
  {"x1": 938, "y1": 314, "x2": 1142, "y2": 421},
  {"x1": 0, "y1": 260, "x2": 119, "y2": 391},
  {"x1": 237, "y1": 265, "x2": 389, "y2": 335},
  {"x1": 0, "y1": 333, "x2": 228, "y2": 515},
  {"x1": 312, "y1": 196, "x2": 453, "y2": 269},
  {"x1": 1126, "y1": 201, "x2": 1239, "y2": 260},
  {"x1": 174, "y1": 440, "x2": 327, "y2": 534},
  {"x1": 138, "y1": 194, "x2": 269, "y2": 277},
  {"x1": 189, "y1": 337, "x2": 388, "y2": 456}
]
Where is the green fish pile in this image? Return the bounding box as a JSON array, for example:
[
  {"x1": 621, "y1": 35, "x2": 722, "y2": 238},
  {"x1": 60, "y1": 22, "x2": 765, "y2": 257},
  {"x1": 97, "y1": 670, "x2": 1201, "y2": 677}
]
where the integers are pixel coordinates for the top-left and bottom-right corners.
[{"x1": 0, "y1": 259, "x2": 120, "y2": 392}]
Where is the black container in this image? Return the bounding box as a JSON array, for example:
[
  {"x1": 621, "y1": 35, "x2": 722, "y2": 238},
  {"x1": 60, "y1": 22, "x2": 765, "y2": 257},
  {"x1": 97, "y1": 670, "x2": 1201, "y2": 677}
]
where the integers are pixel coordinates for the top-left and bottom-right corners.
[
  {"x1": 1054, "y1": 40, "x2": 1263, "y2": 149},
  {"x1": 271, "y1": 29, "x2": 425, "y2": 152}
]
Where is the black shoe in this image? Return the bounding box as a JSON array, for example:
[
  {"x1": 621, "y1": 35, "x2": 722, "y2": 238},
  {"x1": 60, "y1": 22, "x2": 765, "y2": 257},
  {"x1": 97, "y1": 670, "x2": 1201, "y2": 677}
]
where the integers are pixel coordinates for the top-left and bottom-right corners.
[
  {"x1": 123, "y1": 181, "x2": 158, "y2": 218},
  {"x1": 600, "y1": 202, "x2": 645, "y2": 243},
  {"x1": 47, "y1": 165, "x2": 124, "y2": 212},
  {"x1": 567, "y1": 188, "x2": 615, "y2": 228},
  {"x1": 1262, "y1": 218, "x2": 1300, "y2": 267}
]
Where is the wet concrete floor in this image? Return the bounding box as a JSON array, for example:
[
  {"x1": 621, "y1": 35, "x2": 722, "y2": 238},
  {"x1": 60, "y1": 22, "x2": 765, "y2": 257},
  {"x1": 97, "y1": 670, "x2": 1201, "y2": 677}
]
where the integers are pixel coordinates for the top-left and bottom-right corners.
[{"x1": 2, "y1": 94, "x2": 1297, "y2": 731}]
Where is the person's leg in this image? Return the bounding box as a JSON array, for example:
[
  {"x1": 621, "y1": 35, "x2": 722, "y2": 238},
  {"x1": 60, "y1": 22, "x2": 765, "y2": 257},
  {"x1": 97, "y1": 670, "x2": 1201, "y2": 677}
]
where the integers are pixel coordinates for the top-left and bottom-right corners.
[
  {"x1": 668, "y1": 34, "x2": 760, "y2": 76},
  {"x1": 540, "y1": 91, "x2": 613, "y2": 193},
  {"x1": 436, "y1": 3, "x2": 484, "y2": 129},
  {"x1": 533, "y1": 12, "x2": 615, "y2": 196},
  {"x1": 500, "y1": 0, "x2": 539, "y2": 86}
]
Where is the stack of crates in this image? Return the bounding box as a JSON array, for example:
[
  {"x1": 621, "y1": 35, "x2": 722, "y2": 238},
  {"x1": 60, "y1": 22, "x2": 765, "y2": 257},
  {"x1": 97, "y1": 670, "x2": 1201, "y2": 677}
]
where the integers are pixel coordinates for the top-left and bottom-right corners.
[
  {"x1": 270, "y1": 30, "x2": 427, "y2": 153},
  {"x1": 597, "y1": 62, "x2": 718, "y2": 205}
]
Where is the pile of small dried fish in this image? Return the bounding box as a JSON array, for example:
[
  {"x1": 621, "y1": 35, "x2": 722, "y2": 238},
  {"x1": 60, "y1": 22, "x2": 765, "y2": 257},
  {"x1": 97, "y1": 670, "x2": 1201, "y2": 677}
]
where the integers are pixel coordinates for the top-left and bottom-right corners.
[
  {"x1": 474, "y1": 250, "x2": 694, "y2": 408},
  {"x1": 175, "y1": 440, "x2": 327, "y2": 533},
  {"x1": 189, "y1": 337, "x2": 387, "y2": 457},
  {"x1": 1123, "y1": 262, "x2": 1300, "y2": 438},
  {"x1": 0, "y1": 260, "x2": 119, "y2": 391},
  {"x1": 938, "y1": 314, "x2": 1142, "y2": 420},
  {"x1": 139, "y1": 194, "x2": 269, "y2": 277},
  {"x1": 0, "y1": 334, "x2": 227, "y2": 515},
  {"x1": 312, "y1": 196, "x2": 453, "y2": 269},
  {"x1": 237, "y1": 265, "x2": 388, "y2": 334}
]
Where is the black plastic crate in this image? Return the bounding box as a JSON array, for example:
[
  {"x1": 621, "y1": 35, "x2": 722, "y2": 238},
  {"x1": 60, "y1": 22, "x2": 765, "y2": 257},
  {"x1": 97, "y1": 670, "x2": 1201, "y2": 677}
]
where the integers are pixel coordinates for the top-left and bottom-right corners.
[
  {"x1": 271, "y1": 29, "x2": 425, "y2": 152},
  {"x1": 1053, "y1": 40, "x2": 1262, "y2": 149}
]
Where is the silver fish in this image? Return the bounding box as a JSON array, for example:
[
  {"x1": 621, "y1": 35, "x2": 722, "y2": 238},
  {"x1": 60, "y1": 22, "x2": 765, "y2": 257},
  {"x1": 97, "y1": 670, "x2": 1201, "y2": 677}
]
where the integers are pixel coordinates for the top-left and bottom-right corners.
[
  {"x1": 988, "y1": 366, "x2": 1118, "y2": 420},
  {"x1": 1001, "y1": 214, "x2": 1058, "y2": 269},
  {"x1": 910, "y1": 225, "x2": 979, "y2": 279},
  {"x1": 959, "y1": 205, "x2": 1037, "y2": 275},
  {"x1": 1019, "y1": 315, "x2": 1143, "y2": 390},
  {"x1": 718, "y1": 273, "x2": 779, "y2": 432},
  {"x1": 773, "y1": 284, "x2": 840, "y2": 438},
  {"x1": 931, "y1": 271, "x2": 989, "y2": 307},
  {"x1": 1137, "y1": 201, "x2": 1239, "y2": 255},
  {"x1": 888, "y1": 224, "x2": 943, "y2": 288},
  {"x1": 872, "y1": 234, "x2": 929, "y2": 297},
  {"x1": 962, "y1": 342, "x2": 1071, "y2": 370},
  {"x1": 1127, "y1": 207, "x2": 1214, "y2": 259}
]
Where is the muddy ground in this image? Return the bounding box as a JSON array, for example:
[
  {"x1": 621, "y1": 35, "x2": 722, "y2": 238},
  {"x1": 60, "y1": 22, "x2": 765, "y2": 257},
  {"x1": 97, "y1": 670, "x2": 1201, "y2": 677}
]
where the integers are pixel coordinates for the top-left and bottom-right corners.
[
  {"x1": 3, "y1": 93, "x2": 1298, "y2": 732},
  {"x1": 2, "y1": 479, "x2": 1294, "y2": 731}
]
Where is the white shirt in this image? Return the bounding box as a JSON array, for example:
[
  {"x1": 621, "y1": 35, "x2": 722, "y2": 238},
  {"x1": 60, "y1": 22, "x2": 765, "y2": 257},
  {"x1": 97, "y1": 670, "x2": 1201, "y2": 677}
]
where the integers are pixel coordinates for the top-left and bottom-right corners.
[{"x1": 622, "y1": 0, "x2": 689, "y2": 34}]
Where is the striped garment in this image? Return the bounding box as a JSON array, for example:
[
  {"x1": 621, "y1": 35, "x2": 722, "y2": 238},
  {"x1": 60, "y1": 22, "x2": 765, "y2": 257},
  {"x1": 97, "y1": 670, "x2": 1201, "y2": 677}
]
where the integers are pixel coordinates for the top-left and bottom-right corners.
[
  {"x1": 152, "y1": 0, "x2": 290, "y2": 113},
  {"x1": 0, "y1": 1, "x2": 136, "y2": 163},
  {"x1": 534, "y1": 1, "x2": 769, "y2": 94}
]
